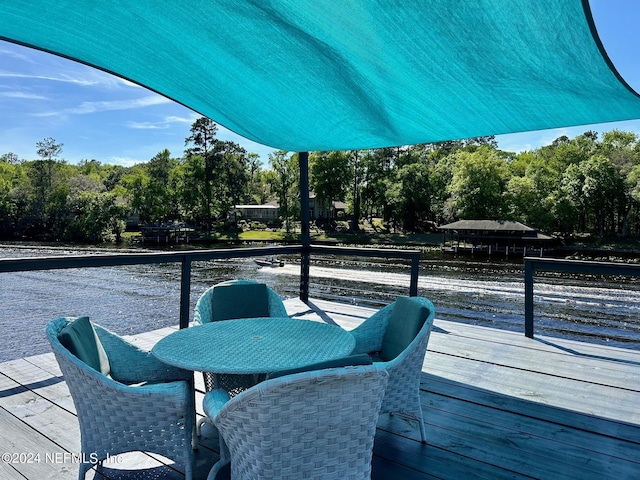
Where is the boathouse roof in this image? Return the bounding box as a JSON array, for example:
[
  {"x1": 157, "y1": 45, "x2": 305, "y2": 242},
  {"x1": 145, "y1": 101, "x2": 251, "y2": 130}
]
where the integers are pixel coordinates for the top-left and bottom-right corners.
[
  {"x1": 440, "y1": 220, "x2": 536, "y2": 233},
  {"x1": 439, "y1": 220, "x2": 553, "y2": 240}
]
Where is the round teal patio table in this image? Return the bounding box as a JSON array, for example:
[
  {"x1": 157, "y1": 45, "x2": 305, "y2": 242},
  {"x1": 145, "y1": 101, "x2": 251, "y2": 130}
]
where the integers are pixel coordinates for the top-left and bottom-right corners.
[{"x1": 151, "y1": 317, "x2": 356, "y2": 374}]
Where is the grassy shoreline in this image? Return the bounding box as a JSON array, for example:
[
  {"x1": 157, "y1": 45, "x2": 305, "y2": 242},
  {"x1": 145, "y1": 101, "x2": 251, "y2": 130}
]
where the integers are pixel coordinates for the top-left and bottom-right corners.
[{"x1": 4, "y1": 229, "x2": 640, "y2": 262}]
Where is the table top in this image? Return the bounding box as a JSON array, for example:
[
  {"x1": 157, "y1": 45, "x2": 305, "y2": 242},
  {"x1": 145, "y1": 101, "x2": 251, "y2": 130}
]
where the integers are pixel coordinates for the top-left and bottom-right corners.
[{"x1": 151, "y1": 317, "x2": 355, "y2": 374}]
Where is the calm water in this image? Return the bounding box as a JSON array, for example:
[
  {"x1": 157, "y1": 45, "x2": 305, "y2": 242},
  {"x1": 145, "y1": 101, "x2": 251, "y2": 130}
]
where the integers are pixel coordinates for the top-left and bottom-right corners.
[{"x1": 1, "y1": 244, "x2": 638, "y2": 363}]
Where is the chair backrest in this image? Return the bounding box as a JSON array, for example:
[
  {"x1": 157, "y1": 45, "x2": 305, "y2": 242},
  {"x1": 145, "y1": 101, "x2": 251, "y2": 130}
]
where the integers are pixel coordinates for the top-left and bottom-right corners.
[
  {"x1": 55, "y1": 316, "x2": 111, "y2": 375},
  {"x1": 380, "y1": 295, "x2": 434, "y2": 361},
  {"x1": 47, "y1": 317, "x2": 103, "y2": 380},
  {"x1": 214, "y1": 364, "x2": 389, "y2": 480},
  {"x1": 193, "y1": 279, "x2": 287, "y2": 324}
]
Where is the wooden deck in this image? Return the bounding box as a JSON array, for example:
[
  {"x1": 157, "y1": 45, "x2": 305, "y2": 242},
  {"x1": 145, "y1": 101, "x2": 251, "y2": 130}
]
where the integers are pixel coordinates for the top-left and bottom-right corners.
[{"x1": 1, "y1": 298, "x2": 638, "y2": 480}]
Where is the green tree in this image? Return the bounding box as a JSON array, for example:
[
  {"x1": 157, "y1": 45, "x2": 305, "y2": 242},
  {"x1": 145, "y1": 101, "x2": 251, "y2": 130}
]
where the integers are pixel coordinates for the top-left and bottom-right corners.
[
  {"x1": 145, "y1": 149, "x2": 178, "y2": 222},
  {"x1": 31, "y1": 137, "x2": 64, "y2": 230},
  {"x1": 247, "y1": 153, "x2": 262, "y2": 203},
  {"x1": 254, "y1": 169, "x2": 277, "y2": 205},
  {"x1": 215, "y1": 141, "x2": 249, "y2": 217},
  {"x1": 581, "y1": 155, "x2": 623, "y2": 237},
  {"x1": 176, "y1": 155, "x2": 209, "y2": 228},
  {"x1": 429, "y1": 152, "x2": 456, "y2": 224},
  {"x1": 448, "y1": 146, "x2": 510, "y2": 219},
  {"x1": 310, "y1": 150, "x2": 350, "y2": 219},
  {"x1": 269, "y1": 150, "x2": 298, "y2": 234},
  {"x1": 185, "y1": 117, "x2": 219, "y2": 228},
  {"x1": 389, "y1": 161, "x2": 431, "y2": 232},
  {"x1": 120, "y1": 166, "x2": 152, "y2": 223},
  {"x1": 185, "y1": 117, "x2": 217, "y2": 157},
  {"x1": 359, "y1": 149, "x2": 392, "y2": 223},
  {"x1": 561, "y1": 155, "x2": 623, "y2": 236}
]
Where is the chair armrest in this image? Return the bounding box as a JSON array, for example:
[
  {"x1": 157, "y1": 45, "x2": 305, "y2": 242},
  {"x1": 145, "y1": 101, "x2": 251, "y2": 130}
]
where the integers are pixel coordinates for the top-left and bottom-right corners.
[
  {"x1": 95, "y1": 326, "x2": 191, "y2": 384},
  {"x1": 349, "y1": 303, "x2": 394, "y2": 354},
  {"x1": 87, "y1": 375, "x2": 193, "y2": 424},
  {"x1": 193, "y1": 287, "x2": 213, "y2": 325},
  {"x1": 267, "y1": 290, "x2": 288, "y2": 317},
  {"x1": 203, "y1": 388, "x2": 232, "y2": 419},
  {"x1": 58, "y1": 345, "x2": 193, "y2": 411}
]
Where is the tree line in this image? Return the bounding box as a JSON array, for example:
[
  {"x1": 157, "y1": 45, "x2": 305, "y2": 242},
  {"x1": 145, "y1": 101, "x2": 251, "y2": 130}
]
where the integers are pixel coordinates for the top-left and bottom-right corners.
[{"x1": 2, "y1": 117, "x2": 640, "y2": 243}]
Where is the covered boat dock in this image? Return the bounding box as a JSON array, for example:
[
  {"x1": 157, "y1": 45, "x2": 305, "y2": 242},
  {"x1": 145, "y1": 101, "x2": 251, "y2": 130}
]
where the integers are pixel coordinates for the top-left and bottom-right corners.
[{"x1": 439, "y1": 220, "x2": 555, "y2": 257}]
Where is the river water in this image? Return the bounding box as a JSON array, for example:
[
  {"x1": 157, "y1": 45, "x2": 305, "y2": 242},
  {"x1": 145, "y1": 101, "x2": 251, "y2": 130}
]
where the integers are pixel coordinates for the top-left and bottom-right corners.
[{"x1": 1, "y1": 243, "x2": 638, "y2": 363}]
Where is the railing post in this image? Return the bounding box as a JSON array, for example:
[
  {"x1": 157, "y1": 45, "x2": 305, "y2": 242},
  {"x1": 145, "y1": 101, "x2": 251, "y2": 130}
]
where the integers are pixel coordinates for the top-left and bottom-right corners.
[
  {"x1": 524, "y1": 258, "x2": 534, "y2": 338},
  {"x1": 179, "y1": 256, "x2": 192, "y2": 329},
  {"x1": 410, "y1": 254, "x2": 419, "y2": 296}
]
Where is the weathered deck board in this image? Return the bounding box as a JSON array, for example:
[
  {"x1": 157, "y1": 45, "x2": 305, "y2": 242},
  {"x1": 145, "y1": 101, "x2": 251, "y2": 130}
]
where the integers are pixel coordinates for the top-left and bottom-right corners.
[
  {"x1": 424, "y1": 374, "x2": 640, "y2": 446},
  {"x1": 0, "y1": 406, "x2": 78, "y2": 480},
  {"x1": 415, "y1": 387, "x2": 638, "y2": 478},
  {"x1": 0, "y1": 298, "x2": 638, "y2": 480}
]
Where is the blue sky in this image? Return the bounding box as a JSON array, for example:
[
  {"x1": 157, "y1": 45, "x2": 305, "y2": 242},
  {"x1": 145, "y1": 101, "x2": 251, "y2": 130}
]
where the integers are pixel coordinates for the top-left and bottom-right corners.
[{"x1": 0, "y1": 0, "x2": 639, "y2": 167}]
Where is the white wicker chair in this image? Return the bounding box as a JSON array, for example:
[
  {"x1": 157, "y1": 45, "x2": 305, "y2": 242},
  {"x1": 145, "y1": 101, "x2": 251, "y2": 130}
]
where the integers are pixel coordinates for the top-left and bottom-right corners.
[
  {"x1": 193, "y1": 279, "x2": 288, "y2": 393},
  {"x1": 46, "y1": 317, "x2": 195, "y2": 480},
  {"x1": 350, "y1": 296, "x2": 435, "y2": 443},
  {"x1": 205, "y1": 364, "x2": 389, "y2": 480}
]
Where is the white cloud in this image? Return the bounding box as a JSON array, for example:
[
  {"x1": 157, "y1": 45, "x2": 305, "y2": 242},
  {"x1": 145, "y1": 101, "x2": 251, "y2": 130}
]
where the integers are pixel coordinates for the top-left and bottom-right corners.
[
  {"x1": 108, "y1": 156, "x2": 145, "y2": 167},
  {"x1": 127, "y1": 112, "x2": 200, "y2": 130},
  {"x1": 0, "y1": 70, "x2": 103, "y2": 87},
  {"x1": 0, "y1": 91, "x2": 47, "y2": 100},
  {"x1": 127, "y1": 122, "x2": 167, "y2": 130},
  {"x1": 34, "y1": 95, "x2": 172, "y2": 117},
  {"x1": 0, "y1": 46, "x2": 35, "y2": 63},
  {"x1": 0, "y1": 62, "x2": 138, "y2": 90}
]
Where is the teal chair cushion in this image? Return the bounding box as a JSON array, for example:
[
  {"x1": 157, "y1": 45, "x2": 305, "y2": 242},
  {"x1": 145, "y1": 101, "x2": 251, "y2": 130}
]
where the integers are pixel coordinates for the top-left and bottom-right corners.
[
  {"x1": 58, "y1": 316, "x2": 111, "y2": 376},
  {"x1": 266, "y1": 354, "x2": 372, "y2": 380},
  {"x1": 379, "y1": 296, "x2": 430, "y2": 362},
  {"x1": 211, "y1": 283, "x2": 270, "y2": 321}
]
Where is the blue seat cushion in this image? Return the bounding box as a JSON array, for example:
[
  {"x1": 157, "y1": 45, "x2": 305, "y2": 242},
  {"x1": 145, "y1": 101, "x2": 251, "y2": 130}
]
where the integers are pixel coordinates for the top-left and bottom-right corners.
[
  {"x1": 379, "y1": 296, "x2": 430, "y2": 362},
  {"x1": 58, "y1": 316, "x2": 111, "y2": 376},
  {"x1": 211, "y1": 283, "x2": 271, "y2": 322},
  {"x1": 266, "y1": 354, "x2": 373, "y2": 380}
]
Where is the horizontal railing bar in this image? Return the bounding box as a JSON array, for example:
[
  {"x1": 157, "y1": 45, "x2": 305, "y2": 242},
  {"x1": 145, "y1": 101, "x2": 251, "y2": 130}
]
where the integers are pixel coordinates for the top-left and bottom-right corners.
[
  {"x1": 0, "y1": 243, "x2": 423, "y2": 326},
  {"x1": 0, "y1": 245, "x2": 303, "y2": 273},
  {"x1": 524, "y1": 257, "x2": 640, "y2": 276},
  {"x1": 310, "y1": 244, "x2": 421, "y2": 260},
  {"x1": 0, "y1": 244, "x2": 422, "y2": 274}
]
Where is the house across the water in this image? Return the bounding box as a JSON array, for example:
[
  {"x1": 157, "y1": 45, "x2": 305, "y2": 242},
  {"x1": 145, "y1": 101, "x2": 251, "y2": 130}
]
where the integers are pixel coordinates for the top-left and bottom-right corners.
[
  {"x1": 232, "y1": 193, "x2": 347, "y2": 223},
  {"x1": 231, "y1": 201, "x2": 280, "y2": 222},
  {"x1": 439, "y1": 220, "x2": 554, "y2": 256}
]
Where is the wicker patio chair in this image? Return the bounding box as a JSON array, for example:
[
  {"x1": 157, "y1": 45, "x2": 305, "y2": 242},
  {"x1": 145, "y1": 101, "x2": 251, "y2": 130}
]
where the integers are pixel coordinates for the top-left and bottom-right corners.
[
  {"x1": 46, "y1": 316, "x2": 195, "y2": 480},
  {"x1": 204, "y1": 363, "x2": 389, "y2": 480},
  {"x1": 193, "y1": 279, "x2": 288, "y2": 393},
  {"x1": 349, "y1": 296, "x2": 435, "y2": 443}
]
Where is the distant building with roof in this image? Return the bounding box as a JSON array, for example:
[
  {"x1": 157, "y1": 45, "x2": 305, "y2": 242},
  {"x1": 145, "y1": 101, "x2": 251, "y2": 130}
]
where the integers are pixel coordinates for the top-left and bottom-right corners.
[
  {"x1": 232, "y1": 193, "x2": 347, "y2": 222},
  {"x1": 231, "y1": 201, "x2": 280, "y2": 222},
  {"x1": 438, "y1": 220, "x2": 554, "y2": 256},
  {"x1": 309, "y1": 192, "x2": 347, "y2": 220}
]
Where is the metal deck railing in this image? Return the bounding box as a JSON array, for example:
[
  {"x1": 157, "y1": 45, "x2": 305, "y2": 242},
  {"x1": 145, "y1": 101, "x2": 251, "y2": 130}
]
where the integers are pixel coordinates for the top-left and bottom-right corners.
[
  {"x1": 523, "y1": 257, "x2": 640, "y2": 338},
  {"x1": 0, "y1": 244, "x2": 421, "y2": 329}
]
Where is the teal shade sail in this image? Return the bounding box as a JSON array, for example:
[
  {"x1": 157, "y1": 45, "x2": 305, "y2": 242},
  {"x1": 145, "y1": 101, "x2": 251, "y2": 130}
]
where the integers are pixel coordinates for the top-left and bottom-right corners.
[{"x1": 1, "y1": 1, "x2": 639, "y2": 151}]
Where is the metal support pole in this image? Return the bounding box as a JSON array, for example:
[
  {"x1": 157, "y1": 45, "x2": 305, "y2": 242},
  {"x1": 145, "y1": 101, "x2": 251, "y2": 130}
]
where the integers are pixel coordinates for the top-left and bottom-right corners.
[
  {"x1": 298, "y1": 151, "x2": 311, "y2": 301},
  {"x1": 409, "y1": 256, "x2": 419, "y2": 297},
  {"x1": 179, "y1": 256, "x2": 192, "y2": 329},
  {"x1": 524, "y1": 259, "x2": 534, "y2": 338}
]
